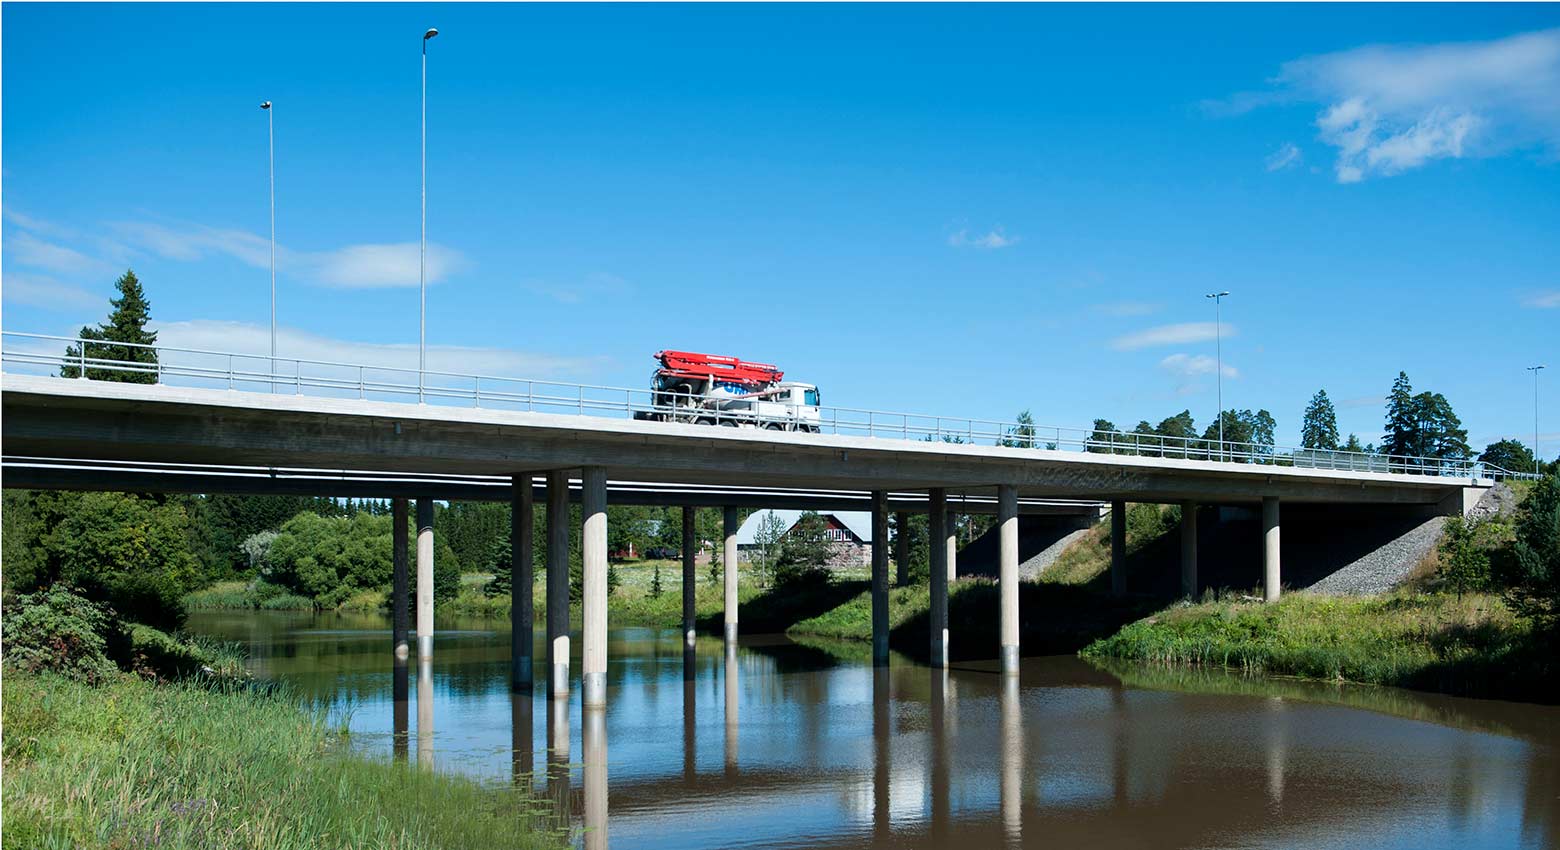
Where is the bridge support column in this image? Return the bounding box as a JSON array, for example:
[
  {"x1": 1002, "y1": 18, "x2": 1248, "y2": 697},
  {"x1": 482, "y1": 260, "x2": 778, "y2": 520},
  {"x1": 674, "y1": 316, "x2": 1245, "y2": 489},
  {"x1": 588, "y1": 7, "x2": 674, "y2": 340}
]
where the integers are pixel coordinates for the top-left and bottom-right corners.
[
  {"x1": 945, "y1": 509, "x2": 959, "y2": 584},
  {"x1": 723, "y1": 506, "x2": 739, "y2": 646},
  {"x1": 392, "y1": 497, "x2": 409, "y2": 701},
  {"x1": 511, "y1": 475, "x2": 534, "y2": 691},
  {"x1": 682, "y1": 506, "x2": 697, "y2": 646},
  {"x1": 582, "y1": 467, "x2": 608, "y2": 708},
  {"x1": 416, "y1": 498, "x2": 435, "y2": 658},
  {"x1": 894, "y1": 511, "x2": 910, "y2": 587},
  {"x1": 546, "y1": 470, "x2": 571, "y2": 699},
  {"x1": 1263, "y1": 496, "x2": 1281, "y2": 603},
  {"x1": 870, "y1": 491, "x2": 890, "y2": 667},
  {"x1": 1180, "y1": 501, "x2": 1198, "y2": 599},
  {"x1": 929, "y1": 488, "x2": 949, "y2": 668},
  {"x1": 1110, "y1": 500, "x2": 1127, "y2": 597},
  {"x1": 998, "y1": 484, "x2": 1020, "y2": 676}
]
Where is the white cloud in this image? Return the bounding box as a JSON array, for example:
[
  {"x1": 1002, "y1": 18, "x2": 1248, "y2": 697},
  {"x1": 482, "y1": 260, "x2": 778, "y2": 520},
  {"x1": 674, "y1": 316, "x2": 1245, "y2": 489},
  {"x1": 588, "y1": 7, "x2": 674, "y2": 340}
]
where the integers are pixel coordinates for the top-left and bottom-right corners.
[
  {"x1": 1523, "y1": 290, "x2": 1560, "y2": 308},
  {"x1": 1, "y1": 272, "x2": 103, "y2": 311},
  {"x1": 1111, "y1": 322, "x2": 1234, "y2": 351},
  {"x1": 1226, "y1": 27, "x2": 1560, "y2": 182},
  {"x1": 1265, "y1": 142, "x2": 1303, "y2": 171},
  {"x1": 1159, "y1": 353, "x2": 1238, "y2": 380},
  {"x1": 4, "y1": 208, "x2": 77, "y2": 240},
  {"x1": 110, "y1": 220, "x2": 468, "y2": 289},
  {"x1": 310, "y1": 243, "x2": 467, "y2": 289},
  {"x1": 151, "y1": 320, "x2": 604, "y2": 380},
  {"x1": 947, "y1": 227, "x2": 1018, "y2": 249},
  {"x1": 7, "y1": 232, "x2": 114, "y2": 277}
]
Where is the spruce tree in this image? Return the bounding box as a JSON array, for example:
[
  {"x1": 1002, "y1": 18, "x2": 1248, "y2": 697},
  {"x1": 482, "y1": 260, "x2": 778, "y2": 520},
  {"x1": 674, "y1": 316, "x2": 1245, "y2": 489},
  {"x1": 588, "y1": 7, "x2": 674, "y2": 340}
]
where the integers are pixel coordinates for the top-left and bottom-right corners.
[
  {"x1": 1383, "y1": 372, "x2": 1416, "y2": 457},
  {"x1": 61, "y1": 269, "x2": 159, "y2": 383},
  {"x1": 1301, "y1": 389, "x2": 1340, "y2": 450}
]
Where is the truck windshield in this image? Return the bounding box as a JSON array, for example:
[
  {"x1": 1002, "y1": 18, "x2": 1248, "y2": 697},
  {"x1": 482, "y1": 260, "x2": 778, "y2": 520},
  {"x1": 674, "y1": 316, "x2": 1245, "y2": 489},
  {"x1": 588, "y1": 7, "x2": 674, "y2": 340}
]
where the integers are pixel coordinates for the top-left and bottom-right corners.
[{"x1": 805, "y1": 389, "x2": 820, "y2": 406}]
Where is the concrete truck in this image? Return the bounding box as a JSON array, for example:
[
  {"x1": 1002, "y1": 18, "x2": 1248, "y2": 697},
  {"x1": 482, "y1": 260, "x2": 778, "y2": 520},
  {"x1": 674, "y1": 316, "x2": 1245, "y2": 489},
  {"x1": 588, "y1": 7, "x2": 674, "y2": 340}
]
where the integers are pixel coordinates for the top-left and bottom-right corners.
[{"x1": 633, "y1": 350, "x2": 822, "y2": 431}]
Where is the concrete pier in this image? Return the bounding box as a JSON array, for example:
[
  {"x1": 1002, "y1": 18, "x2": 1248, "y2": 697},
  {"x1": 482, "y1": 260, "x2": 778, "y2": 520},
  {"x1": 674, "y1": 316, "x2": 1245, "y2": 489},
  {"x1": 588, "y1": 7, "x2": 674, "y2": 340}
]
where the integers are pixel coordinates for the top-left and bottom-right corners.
[
  {"x1": 392, "y1": 497, "x2": 409, "y2": 701},
  {"x1": 723, "y1": 506, "x2": 739, "y2": 646},
  {"x1": 1264, "y1": 496, "x2": 1281, "y2": 602},
  {"x1": 511, "y1": 475, "x2": 534, "y2": 690},
  {"x1": 416, "y1": 498, "x2": 435, "y2": 658},
  {"x1": 998, "y1": 484, "x2": 1019, "y2": 675},
  {"x1": 929, "y1": 488, "x2": 949, "y2": 668},
  {"x1": 870, "y1": 491, "x2": 890, "y2": 667},
  {"x1": 1180, "y1": 500, "x2": 1198, "y2": 599},
  {"x1": 546, "y1": 470, "x2": 570, "y2": 698},
  {"x1": 581, "y1": 467, "x2": 608, "y2": 708},
  {"x1": 945, "y1": 509, "x2": 959, "y2": 583},
  {"x1": 682, "y1": 506, "x2": 697, "y2": 645},
  {"x1": 1110, "y1": 499, "x2": 1127, "y2": 597},
  {"x1": 894, "y1": 511, "x2": 910, "y2": 586}
]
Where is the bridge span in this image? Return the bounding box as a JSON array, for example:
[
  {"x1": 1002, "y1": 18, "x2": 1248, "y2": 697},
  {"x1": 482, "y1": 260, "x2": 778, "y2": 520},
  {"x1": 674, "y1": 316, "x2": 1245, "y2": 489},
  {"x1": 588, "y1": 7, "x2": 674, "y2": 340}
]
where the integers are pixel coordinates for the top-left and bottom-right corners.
[{"x1": 1, "y1": 371, "x2": 1495, "y2": 705}]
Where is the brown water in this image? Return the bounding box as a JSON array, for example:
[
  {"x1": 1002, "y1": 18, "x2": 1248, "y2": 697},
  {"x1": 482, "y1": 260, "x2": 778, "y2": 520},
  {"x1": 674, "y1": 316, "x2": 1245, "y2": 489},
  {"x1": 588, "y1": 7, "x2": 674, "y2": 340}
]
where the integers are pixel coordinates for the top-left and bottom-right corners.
[{"x1": 187, "y1": 610, "x2": 1560, "y2": 850}]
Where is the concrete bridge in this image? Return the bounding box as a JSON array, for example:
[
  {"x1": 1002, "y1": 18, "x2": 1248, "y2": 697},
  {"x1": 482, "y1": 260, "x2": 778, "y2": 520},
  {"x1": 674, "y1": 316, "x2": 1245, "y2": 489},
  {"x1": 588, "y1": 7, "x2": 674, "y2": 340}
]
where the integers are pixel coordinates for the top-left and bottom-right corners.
[{"x1": 1, "y1": 371, "x2": 1495, "y2": 707}]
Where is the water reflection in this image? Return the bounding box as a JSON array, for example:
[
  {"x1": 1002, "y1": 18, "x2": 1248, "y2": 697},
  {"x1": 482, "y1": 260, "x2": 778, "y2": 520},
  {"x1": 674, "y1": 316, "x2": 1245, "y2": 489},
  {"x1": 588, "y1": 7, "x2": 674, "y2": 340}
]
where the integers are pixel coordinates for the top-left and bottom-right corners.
[{"x1": 189, "y1": 611, "x2": 1560, "y2": 850}]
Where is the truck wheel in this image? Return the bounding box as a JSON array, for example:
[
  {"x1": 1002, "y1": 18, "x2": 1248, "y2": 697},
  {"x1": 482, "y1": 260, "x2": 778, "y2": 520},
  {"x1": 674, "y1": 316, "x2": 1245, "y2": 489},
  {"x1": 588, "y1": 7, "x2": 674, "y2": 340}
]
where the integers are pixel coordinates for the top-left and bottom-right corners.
[
  {"x1": 764, "y1": 422, "x2": 784, "y2": 431},
  {"x1": 696, "y1": 417, "x2": 716, "y2": 426},
  {"x1": 719, "y1": 419, "x2": 738, "y2": 427}
]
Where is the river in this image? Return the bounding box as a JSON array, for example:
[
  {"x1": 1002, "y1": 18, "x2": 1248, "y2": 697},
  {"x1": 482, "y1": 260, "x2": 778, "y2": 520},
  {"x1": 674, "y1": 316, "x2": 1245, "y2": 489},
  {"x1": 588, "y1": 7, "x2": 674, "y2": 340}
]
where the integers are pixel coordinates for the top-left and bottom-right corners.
[{"x1": 187, "y1": 610, "x2": 1559, "y2": 850}]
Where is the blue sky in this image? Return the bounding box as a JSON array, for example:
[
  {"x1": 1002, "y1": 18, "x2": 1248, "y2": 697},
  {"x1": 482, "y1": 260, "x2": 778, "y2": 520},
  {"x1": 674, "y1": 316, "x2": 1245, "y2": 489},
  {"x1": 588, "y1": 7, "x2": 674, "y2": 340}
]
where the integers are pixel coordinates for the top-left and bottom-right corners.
[{"x1": 4, "y1": 4, "x2": 1558, "y2": 457}]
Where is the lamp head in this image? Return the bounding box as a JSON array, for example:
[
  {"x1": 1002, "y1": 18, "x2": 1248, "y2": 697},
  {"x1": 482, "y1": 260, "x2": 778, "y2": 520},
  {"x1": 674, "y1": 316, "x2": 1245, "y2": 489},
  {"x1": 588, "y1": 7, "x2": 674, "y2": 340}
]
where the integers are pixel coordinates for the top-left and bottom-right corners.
[
  {"x1": 424, "y1": 27, "x2": 439, "y2": 40},
  {"x1": 261, "y1": 101, "x2": 272, "y2": 110}
]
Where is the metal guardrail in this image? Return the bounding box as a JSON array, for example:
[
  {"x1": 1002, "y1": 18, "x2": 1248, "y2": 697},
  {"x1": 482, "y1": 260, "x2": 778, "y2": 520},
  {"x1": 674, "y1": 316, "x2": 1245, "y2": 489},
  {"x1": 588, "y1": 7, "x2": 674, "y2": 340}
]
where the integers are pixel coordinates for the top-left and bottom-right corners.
[{"x1": 0, "y1": 331, "x2": 1538, "y2": 481}]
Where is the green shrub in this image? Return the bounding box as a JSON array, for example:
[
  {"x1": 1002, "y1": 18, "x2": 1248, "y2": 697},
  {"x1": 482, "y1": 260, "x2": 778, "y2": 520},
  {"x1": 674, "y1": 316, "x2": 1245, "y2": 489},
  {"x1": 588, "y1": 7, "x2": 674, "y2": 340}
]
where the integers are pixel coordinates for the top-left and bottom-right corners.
[
  {"x1": 0, "y1": 586, "x2": 123, "y2": 684},
  {"x1": 1503, "y1": 473, "x2": 1560, "y2": 632}
]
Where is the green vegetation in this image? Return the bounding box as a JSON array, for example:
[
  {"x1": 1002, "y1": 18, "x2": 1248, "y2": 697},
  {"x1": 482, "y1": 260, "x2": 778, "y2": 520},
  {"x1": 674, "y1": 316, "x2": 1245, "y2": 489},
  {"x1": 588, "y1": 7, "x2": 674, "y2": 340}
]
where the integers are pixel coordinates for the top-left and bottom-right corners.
[
  {"x1": 1086, "y1": 474, "x2": 1560, "y2": 703},
  {"x1": 1300, "y1": 389, "x2": 1339, "y2": 450},
  {"x1": 1081, "y1": 591, "x2": 1550, "y2": 701},
  {"x1": 2, "y1": 672, "x2": 561, "y2": 850},
  {"x1": 59, "y1": 269, "x2": 158, "y2": 382},
  {"x1": 1, "y1": 585, "x2": 562, "y2": 850}
]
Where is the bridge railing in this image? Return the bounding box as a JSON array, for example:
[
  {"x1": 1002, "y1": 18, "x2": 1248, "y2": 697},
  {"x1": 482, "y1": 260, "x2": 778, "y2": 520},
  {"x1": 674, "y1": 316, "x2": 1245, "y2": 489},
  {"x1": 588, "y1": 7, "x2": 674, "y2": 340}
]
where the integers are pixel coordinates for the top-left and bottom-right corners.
[{"x1": 1, "y1": 331, "x2": 1540, "y2": 481}]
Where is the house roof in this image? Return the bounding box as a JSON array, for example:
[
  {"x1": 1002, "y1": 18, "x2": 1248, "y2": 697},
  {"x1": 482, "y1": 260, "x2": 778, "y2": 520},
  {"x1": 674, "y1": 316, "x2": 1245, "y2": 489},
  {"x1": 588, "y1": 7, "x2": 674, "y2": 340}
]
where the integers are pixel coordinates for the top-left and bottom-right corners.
[{"x1": 734, "y1": 509, "x2": 873, "y2": 546}]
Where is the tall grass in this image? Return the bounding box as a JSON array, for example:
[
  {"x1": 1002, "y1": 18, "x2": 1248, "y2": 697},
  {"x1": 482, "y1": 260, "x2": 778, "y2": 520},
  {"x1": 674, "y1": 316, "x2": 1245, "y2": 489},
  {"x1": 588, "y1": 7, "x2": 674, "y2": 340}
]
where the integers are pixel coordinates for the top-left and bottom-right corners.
[
  {"x1": 2, "y1": 672, "x2": 565, "y2": 850},
  {"x1": 184, "y1": 581, "x2": 313, "y2": 612},
  {"x1": 1082, "y1": 590, "x2": 1552, "y2": 701}
]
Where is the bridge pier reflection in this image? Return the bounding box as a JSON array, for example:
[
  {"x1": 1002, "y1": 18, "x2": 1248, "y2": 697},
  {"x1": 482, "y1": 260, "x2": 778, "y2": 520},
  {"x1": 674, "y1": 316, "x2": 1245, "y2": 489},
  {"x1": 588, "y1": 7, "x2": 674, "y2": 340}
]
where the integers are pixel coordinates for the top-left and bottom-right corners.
[
  {"x1": 929, "y1": 667, "x2": 950, "y2": 838},
  {"x1": 547, "y1": 694, "x2": 571, "y2": 827},
  {"x1": 583, "y1": 707, "x2": 609, "y2": 850},
  {"x1": 511, "y1": 691, "x2": 534, "y2": 789},
  {"x1": 872, "y1": 666, "x2": 891, "y2": 840},
  {"x1": 683, "y1": 644, "x2": 697, "y2": 783},
  {"x1": 724, "y1": 647, "x2": 739, "y2": 776},
  {"x1": 1000, "y1": 674, "x2": 1023, "y2": 847},
  {"x1": 416, "y1": 656, "x2": 434, "y2": 771}
]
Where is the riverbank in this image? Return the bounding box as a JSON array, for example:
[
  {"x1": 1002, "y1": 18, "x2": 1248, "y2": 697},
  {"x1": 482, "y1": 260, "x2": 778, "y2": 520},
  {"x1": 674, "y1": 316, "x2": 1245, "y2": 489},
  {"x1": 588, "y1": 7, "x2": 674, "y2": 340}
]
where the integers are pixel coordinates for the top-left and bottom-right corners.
[
  {"x1": 1082, "y1": 590, "x2": 1556, "y2": 703},
  {"x1": 2, "y1": 671, "x2": 565, "y2": 850}
]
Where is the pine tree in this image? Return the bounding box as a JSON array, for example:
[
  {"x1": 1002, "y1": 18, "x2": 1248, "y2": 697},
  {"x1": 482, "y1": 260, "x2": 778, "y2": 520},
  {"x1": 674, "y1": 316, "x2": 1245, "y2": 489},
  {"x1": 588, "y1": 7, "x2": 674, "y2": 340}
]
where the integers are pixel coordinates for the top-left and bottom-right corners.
[
  {"x1": 61, "y1": 270, "x2": 159, "y2": 383},
  {"x1": 1383, "y1": 372, "x2": 1416, "y2": 457},
  {"x1": 485, "y1": 535, "x2": 512, "y2": 598},
  {"x1": 1300, "y1": 389, "x2": 1340, "y2": 450}
]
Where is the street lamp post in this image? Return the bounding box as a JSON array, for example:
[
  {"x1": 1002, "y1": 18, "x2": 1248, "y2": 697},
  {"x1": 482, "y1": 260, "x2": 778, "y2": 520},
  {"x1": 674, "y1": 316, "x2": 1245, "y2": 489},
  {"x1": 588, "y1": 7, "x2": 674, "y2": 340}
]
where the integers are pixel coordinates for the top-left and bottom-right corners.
[
  {"x1": 1529, "y1": 365, "x2": 1547, "y2": 475},
  {"x1": 420, "y1": 27, "x2": 438, "y2": 403},
  {"x1": 1205, "y1": 291, "x2": 1230, "y2": 461},
  {"x1": 261, "y1": 101, "x2": 275, "y2": 390}
]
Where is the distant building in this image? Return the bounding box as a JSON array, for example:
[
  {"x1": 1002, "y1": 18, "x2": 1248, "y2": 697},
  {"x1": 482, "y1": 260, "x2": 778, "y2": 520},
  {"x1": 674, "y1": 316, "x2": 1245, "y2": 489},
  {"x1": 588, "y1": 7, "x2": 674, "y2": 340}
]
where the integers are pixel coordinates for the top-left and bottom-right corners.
[{"x1": 734, "y1": 509, "x2": 873, "y2": 569}]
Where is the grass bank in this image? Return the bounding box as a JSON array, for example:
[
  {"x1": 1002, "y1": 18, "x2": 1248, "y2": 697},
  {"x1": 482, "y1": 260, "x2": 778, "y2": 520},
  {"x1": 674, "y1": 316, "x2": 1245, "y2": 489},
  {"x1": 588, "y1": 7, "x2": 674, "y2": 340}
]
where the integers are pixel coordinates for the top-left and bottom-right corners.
[
  {"x1": 2, "y1": 671, "x2": 564, "y2": 850},
  {"x1": 1082, "y1": 591, "x2": 1556, "y2": 703}
]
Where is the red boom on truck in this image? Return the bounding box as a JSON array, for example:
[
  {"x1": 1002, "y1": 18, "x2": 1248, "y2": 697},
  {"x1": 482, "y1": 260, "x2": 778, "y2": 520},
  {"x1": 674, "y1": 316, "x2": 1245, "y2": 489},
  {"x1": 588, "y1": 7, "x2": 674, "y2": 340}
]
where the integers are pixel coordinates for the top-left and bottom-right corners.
[{"x1": 635, "y1": 350, "x2": 822, "y2": 431}]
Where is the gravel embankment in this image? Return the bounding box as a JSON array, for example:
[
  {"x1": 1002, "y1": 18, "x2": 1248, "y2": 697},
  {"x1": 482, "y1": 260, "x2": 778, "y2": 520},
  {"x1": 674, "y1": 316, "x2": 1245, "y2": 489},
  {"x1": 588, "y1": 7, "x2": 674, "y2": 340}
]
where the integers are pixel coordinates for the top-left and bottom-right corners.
[
  {"x1": 1024, "y1": 528, "x2": 1092, "y2": 579},
  {"x1": 1310, "y1": 483, "x2": 1518, "y2": 595}
]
